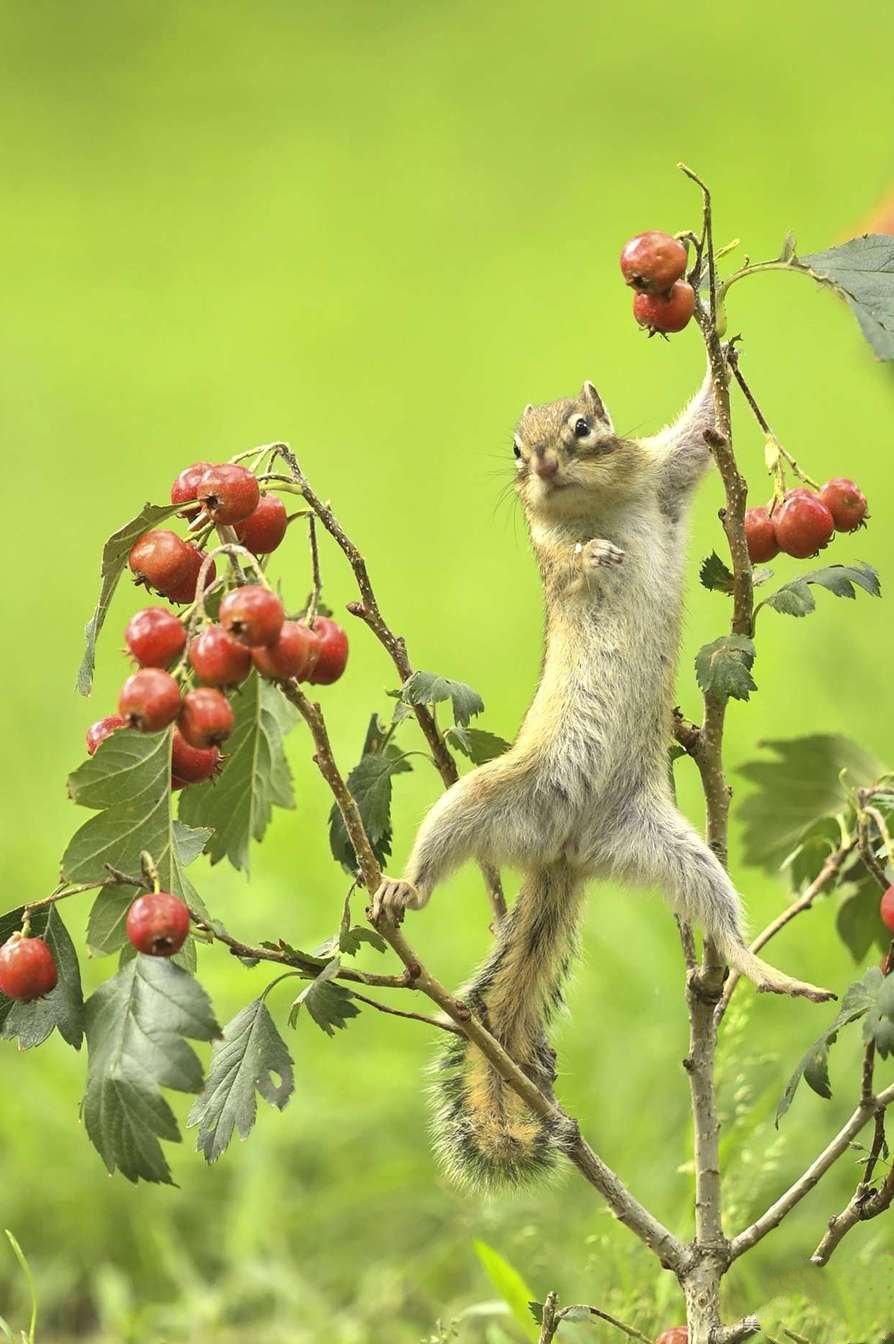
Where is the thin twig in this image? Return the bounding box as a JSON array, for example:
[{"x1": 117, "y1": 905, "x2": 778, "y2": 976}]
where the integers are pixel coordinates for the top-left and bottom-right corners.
[
  {"x1": 347, "y1": 987, "x2": 462, "y2": 1035},
  {"x1": 557, "y1": 1304, "x2": 652, "y2": 1344},
  {"x1": 305, "y1": 514, "x2": 322, "y2": 628}
]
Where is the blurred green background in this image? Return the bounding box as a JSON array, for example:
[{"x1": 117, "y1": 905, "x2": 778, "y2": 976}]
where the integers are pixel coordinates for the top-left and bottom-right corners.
[{"x1": 1, "y1": 1, "x2": 893, "y2": 1339}]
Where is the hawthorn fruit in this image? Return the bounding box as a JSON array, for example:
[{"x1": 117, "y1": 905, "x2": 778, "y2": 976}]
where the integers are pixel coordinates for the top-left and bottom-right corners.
[
  {"x1": 126, "y1": 892, "x2": 190, "y2": 957},
  {"x1": 0, "y1": 934, "x2": 58, "y2": 1001},
  {"x1": 252, "y1": 620, "x2": 315, "y2": 681},
  {"x1": 234, "y1": 492, "x2": 288, "y2": 554},
  {"x1": 125, "y1": 607, "x2": 186, "y2": 668},
  {"x1": 86, "y1": 714, "x2": 126, "y2": 756},
  {"x1": 633, "y1": 281, "x2": 695, "y2": 334},
  {"x1": 819, "y1": 477, "x2": 867, "y2": 532},
  {"x1": 189, "y1": 625, "x2": 252, "y2": 687},
  {"x1": 620, "y1": 231, "x2": 687, "y2": 292},
  {"x1": 219, "y1": 584, "x2": 285, "y2": 647},
  {"x1": 744, "y1": 505, "x2": 779, "y2": 563},
  {"x1": 306, "y1": 617, "x2": 349, "y2": 685},
  {"x1": 196, "y1": 464, "x2": 260, "y2": 525},
  {"x1": 178, "y1": 687, "x2": 235, "y2": 749},
  {"x1": 774, "y1": 491, "x2": 835, "y2": 558},
  {"x1": 118, "y1": 668, "x2": 182, "y2": 732}
]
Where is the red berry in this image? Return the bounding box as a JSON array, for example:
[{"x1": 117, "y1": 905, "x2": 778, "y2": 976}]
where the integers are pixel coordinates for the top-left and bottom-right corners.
[
  {"x1": 170, "y1": 461, "x2": 214, "y2": 515},
  {"x1": 129, "y1": 530, "x2": 193, "y2": 597},
  {"x1": 881, "y1": 886, "x2": 894, "y2": 935},
  {"x1": 86, "y1": 714, "x2": 126, "y2": 756},
  {"x1": 126, "y1": 892, "x2": 190, "y2": 957},
  {"x1": 219, "y1": 585, "x2": 284, "y2": 647},
  {"x1": 165, "y1": 545, "x2": 216, "y2": 605},
  {"x1": 252, "y1": 620, "x2": 315, "y2": 681},
  {"x1": 234, "y1": 492, "x2": 288, "y2": 554},
  {"x1": 118, "y1": 668, "x2": 182, "y2": 732},
  {"x1": 306, "y1": 617, "x2": 349, "y2": 685},
  {"x1": 178, "y1": 687, "x2": 234, "y2": 748},
  {"x1": 655, "y1": 1331, "x2": 688, "y2": 1344},
  {"x1": 774, "y1": 491, "x2": 835, "y2": 559},
  {"x1": 633, "y1": 281, "x2": 695, "y2": 334},
  {"x1": 819, "y1": 477, "x2": 867, "y2": 532},
  {"x1": 125, "y1": 607, "x2": 186, "y2": 668},
  {"x1": 196, "y1": 464, "x2": 260, "y2": 525},
  {"x1": 620, "y1": 231, "x2": 688, "y2": 292},
  {"x1": 744, "y1": 505, "x2": 779, "y2": 563},
  {"x1": 189, "y1": 624, "x2": 252, "y2": 687},
  {"x1": 171, "y1": 725, "x2": 221, "y2": 784},
  {"x1": 0, "y1": 934, "x2": 57, "y2": 1001}
]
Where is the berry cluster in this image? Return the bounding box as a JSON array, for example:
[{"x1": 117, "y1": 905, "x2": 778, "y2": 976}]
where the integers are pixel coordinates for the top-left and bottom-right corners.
[
  {"x1": 744, "y1": 478, "x2": 868, "y2": 563},
  {"x1": 620, "y1": 231, "x2": 695, "y2": 334}
]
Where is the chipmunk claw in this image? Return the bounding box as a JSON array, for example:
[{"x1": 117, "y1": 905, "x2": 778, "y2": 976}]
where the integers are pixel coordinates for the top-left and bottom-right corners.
[
  {"x1": 577, "y1": 538, "x2": 625, "y2": 569},
  {"x1": 370, "y1": 877, "x2": 421, "y2": 926}
]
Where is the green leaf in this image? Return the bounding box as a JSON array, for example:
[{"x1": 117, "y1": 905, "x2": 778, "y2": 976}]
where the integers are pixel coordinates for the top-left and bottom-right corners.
[
  {"x1": 699, "y1": 551, "x2": 735, "y2": 594},
  {"x1": 836, "y1": 868, "x2": 892, "y2": 963},
  {"x1": 781, "y1": 815, "x2": 845, "y2": 891},
  {"x1": 178, "y1": 672, "x2": 297, "y2": 873},
  {"x1": 399, "y1": 670, "x2": 485, "y2": 727},
  {"x1": 758, "y1": 563, "x2": 881, "y2": 619},
  {"x1": 64, "y1": 729, "x2": 210, "y2": 930},
  {"x1": 328, "y1": 719, "x2": 412, "y2": 873},
  {"x1": 694, "y1": 634, "x2": 757, "y2": 702},
  {"x1": 83, "y1": 954, "x2": 219, "y2": 1183},
  {"x1": 0, "y1": 906, "x2": 84, "y2": 1050},
  {"x1": 335, "y1": 891, "x2": 387, "y2": 956},
  {"x1": 188, "y1": 997, "x2": 294, "y2": 1162},
  {"x1": 799, "y1": 236, "x2": 894, "y2": 361},
  {"x1": 776, "y1": 972, "x2": 878, "y2": 1123},
  {"x1": 473, "y1": 1242, "x2": 539, "y2": 1343},
  {"x1": 76, "y1": 501, "x2": 182, "y2": 696},
  {"x1": 445, "y1": 725, "x2": 511, "y2": 765},
  {"x1": 864, "y1": 968, "x2": 894, "y2": 1059},
  {"x1": 288, "y1": 957, "x2": 360, "y2": 1036},
  {"x1": 738, "y1": 735, "x2": 881, "y2": 873}
]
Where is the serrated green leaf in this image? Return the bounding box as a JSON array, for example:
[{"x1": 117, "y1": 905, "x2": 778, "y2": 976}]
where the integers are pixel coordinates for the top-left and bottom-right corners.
[
  {"x1": 836, "y1": 868, "x2": 892, "y2": 963},
  {"x1": 694, "y1": 634, "x2": 757, "y2": 702},
  {"x1": 328, "y1": 723, "x2": 412, "y2": 873},
  {"x1": 780, "y1": 815, "x2": 845, "y2": 891},
  {"x1": 864, "y1": 968, "x2": 894, "y2": 1059},
  {"x1": 399, "y1": 670, "x2": 485, "y2": 727},
  {"x1": 335, "y1": 891, "x2": 387, "y2": 956},
  {"x1": 776, "y1": 972, "x2": 878, "y2": 1123},
  {"x1": 188, "y1": 997, "x2": 294, "y2": 1162},
  {"x1": 738, "y1": 735, "x2": 881, "y2": 873},
  {"x1": 0, "y1": 906, "x2": 84, "y2": 1050},
  {"x1": 474, "y1": 1242, "x2": 539, "y2": 1343},
  {"x1": 76, "y1": 500, "x2": 182, "y2": 696},
  {"x1": 699, "y1": 551, "x2": 735, "y2": 594},
  {"x1": 178, "y1": 672, "x2": 297, "y2": 873},
  {"x1": 799, "y1": 237, "x2": 894, "y2": 361},
  {"x1": 759, "y1": 563, "x2": 881, "y2": 619},
  {"x1": 86, "y1": 887, "x2": 135, "y2": 956},
  {"x1": 288, "y1": 957, "x2": 360, "y2": 1035},
  {"x1": 445, "y1": 725, "x2": 511, "y2": 765},
  {"x1": 82, "y1": 954, "x2": 219, "y2": 1183}
]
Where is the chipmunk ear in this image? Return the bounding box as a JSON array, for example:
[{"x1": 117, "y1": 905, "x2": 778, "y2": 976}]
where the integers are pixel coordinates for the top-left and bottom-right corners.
[
  {"x1": 580, "y1": 381, "x2": 613, "y2": 427},
  {"x1": 522, "y1": 403, "x2": 535, "y2": 417}
]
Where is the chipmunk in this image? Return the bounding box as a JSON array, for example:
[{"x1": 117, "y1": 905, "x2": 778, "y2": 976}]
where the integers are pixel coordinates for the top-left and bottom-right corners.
[{"x1": 371, "y1": 369, "x2": 833, "y2": 1188}]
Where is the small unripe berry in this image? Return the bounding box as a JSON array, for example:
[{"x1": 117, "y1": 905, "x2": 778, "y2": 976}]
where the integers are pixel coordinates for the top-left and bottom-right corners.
[
  {"x1": 306, "y1": 617, "x2": 349, "y2": 685},
  {"x1": 126, "y1": 892, "x2": 190, "y2": 957},
  {"x1": 178, "y1": 687, "x2": 234, "y2": 748},
  {"x1": 129, "y1": 530, "x2": 193, "y2": 597},
  {"x1": 234, "y1": 492, "x2": 289, "y2": 554},
  {"x1": 655, "y1": 1330, "x2": 688, "y2": 1344},
  {"x1": 86, "y1": 714, "x2": 126, "y2": 756},
  {"x1": 252, "y1": 620, "x2": 315, "y2": 681},
  {"x1": 196, "y1": 464, "x2": 260, "y2": 525},
  {"x1": 170, "y1": 461, "x2": 214, "y2": 515},
  {"x1": 744, "y1": 505, "x2": 779, "y2": 563},
  {"x1": 118, "y1": 668, "x2": 182, "y2": 732},
  {"x1": 165, "y1": 545, "x2": 216, "y2": 605},
  {"x1": 125, "y1": 607, "x2": 186, "y2": 668},
  {"x1": 881, "y1": 885, "x2": 894, "y2": 935},
  {"x1": 819, "y1": 477, "x2": 867, "y2": 532},
  {"x1": 620, "y1": 231, "x2": 688, "y2": 292},
  {"x1": 633, "y1": 281, "x2": 695, "y2": 334},
  {"x1": 774, "y1": 491, "x2": 835, "y2": 559},
  {"x1": 219, "y1": 584, "x2": 285, "y2": 647},
  {"x1": 189, "y1": 624, "x2": 252, "y2": 687},
  {"x1": 171, "y1": 726, "x2": 221, "y2": 784},
  {"x1": 0, "y1": 934, "x2": 58, "y2": 1001}
]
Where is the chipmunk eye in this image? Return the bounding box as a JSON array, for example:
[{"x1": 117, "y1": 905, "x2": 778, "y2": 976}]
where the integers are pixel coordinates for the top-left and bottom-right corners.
[
  {"x1": 513, "y1": 441, "x2": 522, "y2": 459},
  {"x1": 573, "y1": 418, "x2": 591, "y2": 439}
]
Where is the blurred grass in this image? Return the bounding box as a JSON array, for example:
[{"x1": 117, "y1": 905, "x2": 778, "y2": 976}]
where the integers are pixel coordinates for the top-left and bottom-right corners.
[{"x1": 1, "y1": 0, "x2": 893, "y2": 1339}]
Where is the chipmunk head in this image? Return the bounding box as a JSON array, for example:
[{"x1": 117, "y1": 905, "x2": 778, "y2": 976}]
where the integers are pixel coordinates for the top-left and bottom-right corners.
[{"x1": 513, "y1": 382, "x2": 646, "y2": 519}]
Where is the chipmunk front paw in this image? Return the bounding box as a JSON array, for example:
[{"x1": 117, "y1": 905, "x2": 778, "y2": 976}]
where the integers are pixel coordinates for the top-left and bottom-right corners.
[
  {"x1": 370, "y1": 877, "x2": 422, "y2": 926},
  {"x1": 577, "y1": 538, "x2": 625, "y2": 569}
]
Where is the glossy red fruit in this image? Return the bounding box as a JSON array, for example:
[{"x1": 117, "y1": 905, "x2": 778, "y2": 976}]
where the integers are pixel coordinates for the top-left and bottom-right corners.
[
  {"x1": 86, "y1": 714, "x2": 126, "y2": 756},
  {"x1": 165, "y1": 545, "x2": 216, "y2": 605},
  {"x1": 125, "y1": 607, "x2": 186, "y2": 668},
  {"x1": 118, "y1": 668, "x2": 182, "y2": 732},
  {"x1": 774, "y1": 491, "x2": 835, "y2": 559},
  {"x1": 252, "y1": 620, "x2": 315, "y2": 681},
  {"x1": 170, "y1": 460, "x2": 214, "y2": 515},
  {"x1": 655, "y1": 1330, "x2": 688, "y2": 1344},
  {"x1": 126, "y1": 892, "x2": 190, "y2": 957},
  {"x1": 234, "y1": 492, "x2": 288, "y2": 554},
  {"x1": 171, "y1": 725, "x2": 221, "y2": 784},
  {"x1": 744, "y1": 506, "x2": 779, "y2": 563},
  {"x1": 189, "y1": 624, "x2": 252, "y2": 687},
  {"x1": 633, "y1": 281, "x2": 695, "y2": 334},
  {"x1": 0, "y1": 934, "x2": 57, "y2": 1001},
  {"x1": 128, "y1": 530, "x2": 193, "y2": 596},
  {"x1": 219, "y1": 585, "x2": 284, "y2": 647},
  {"x1": 178, "y1": 687, "x2": 234, "y2": 748},
  {"x1": 881, "y1": 885, "x2": 894, "y2": 935},
  {"x1": 196, "y1": 464, "x2": 260, "y2": 525},
  {"x1": 620, "y1": 231, "x2": 688, "y2": 292},
  {"x1": 306, "y1": 617, "x2": 349, "y2": 685},
  {"x1": 819, "y1": 477, "x2": 868, "y2": 532}
]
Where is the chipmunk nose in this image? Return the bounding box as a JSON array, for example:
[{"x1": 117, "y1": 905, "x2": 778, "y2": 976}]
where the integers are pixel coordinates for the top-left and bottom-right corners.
[{"x1": 532, "y1": 444, "x2": 558, "y2": 479}]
